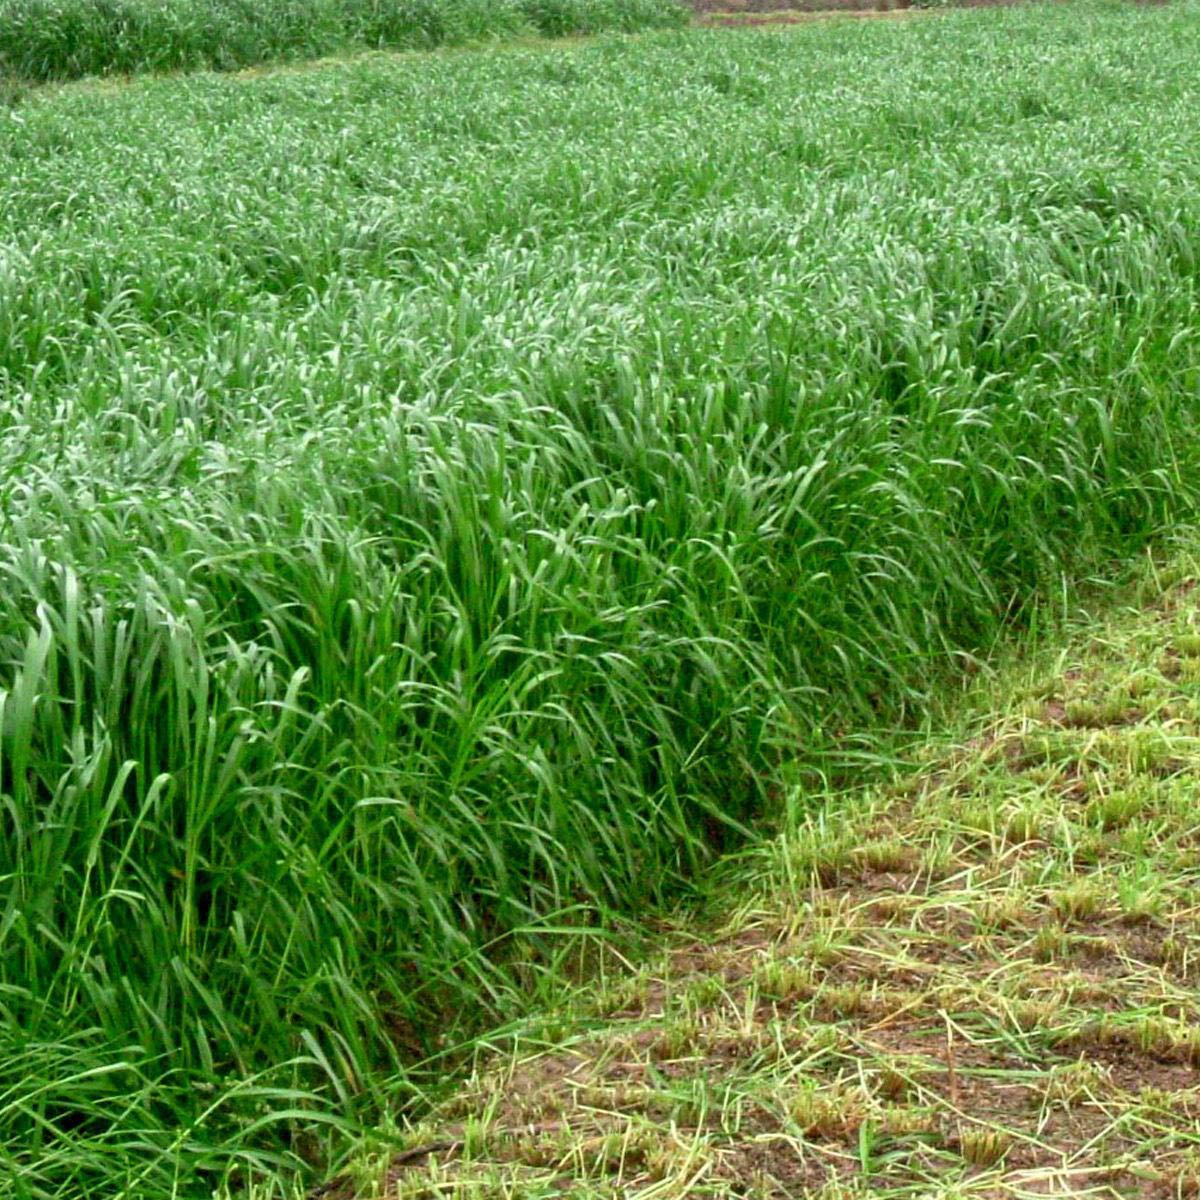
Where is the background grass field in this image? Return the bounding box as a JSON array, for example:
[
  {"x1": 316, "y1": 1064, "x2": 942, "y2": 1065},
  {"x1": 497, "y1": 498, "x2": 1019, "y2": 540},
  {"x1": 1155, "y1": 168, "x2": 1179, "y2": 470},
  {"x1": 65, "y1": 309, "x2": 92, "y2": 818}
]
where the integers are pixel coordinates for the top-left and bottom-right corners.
[
  {"x1": 0, "y1": 0, "x2": 687, "y2": 81},
  {"x1": 4, "y1": 3, "x2": 1200, "y2": 1197}
]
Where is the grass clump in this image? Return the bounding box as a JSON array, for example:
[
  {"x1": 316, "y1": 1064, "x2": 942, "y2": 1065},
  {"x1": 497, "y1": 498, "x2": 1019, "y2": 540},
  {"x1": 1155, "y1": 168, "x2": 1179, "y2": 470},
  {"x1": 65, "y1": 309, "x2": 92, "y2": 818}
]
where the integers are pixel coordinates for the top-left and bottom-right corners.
[{"x1": 4, "y1": 2, "x2": 1200, "y2": 1196}]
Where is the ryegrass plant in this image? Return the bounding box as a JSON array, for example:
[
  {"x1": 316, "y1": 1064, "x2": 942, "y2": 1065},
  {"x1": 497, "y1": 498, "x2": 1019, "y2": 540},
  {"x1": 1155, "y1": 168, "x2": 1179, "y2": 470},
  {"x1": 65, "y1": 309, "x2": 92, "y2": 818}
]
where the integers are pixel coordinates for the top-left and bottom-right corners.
[{"x1": 3, "y1": 2, "x2": 1200, "y2": 1195}]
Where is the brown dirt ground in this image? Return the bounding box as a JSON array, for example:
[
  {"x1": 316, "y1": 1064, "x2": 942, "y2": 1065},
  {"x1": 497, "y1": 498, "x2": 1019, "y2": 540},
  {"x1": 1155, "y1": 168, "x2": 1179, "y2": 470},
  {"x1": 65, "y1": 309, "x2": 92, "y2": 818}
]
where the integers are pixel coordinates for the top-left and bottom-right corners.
[
  {"x1": 692, "y1": 0, "x2": 1154, "y2": 26},
  {"x1": 692, "y1": 0, "x2": 1015, "y2": 19}
]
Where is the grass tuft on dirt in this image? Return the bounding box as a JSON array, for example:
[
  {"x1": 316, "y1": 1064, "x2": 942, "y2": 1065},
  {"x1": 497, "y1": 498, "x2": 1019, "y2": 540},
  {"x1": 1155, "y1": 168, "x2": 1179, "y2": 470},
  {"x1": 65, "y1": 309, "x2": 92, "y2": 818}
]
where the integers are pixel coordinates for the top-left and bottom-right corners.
[{"x1": 334, "y1": 552, "x2": 1200, "y2": 1198}]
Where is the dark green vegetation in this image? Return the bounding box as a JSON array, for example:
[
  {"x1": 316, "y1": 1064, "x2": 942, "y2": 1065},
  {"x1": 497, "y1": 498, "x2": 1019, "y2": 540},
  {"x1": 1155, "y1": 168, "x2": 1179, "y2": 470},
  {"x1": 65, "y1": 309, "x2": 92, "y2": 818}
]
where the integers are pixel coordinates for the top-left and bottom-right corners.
[
  {"x1": 0, "y1": 0, "x2": 686, "y2": 82},
  {"x1": 5, "y1": 3, "x2": 1200, "y2": 1196}
]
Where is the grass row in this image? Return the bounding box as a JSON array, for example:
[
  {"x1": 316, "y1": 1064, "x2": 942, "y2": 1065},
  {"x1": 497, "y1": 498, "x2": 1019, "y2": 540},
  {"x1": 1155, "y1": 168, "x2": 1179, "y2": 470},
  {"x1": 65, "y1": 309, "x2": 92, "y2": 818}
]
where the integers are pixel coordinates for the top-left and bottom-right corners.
[
  {"x1": 0, "y1": 0, "x2": 687, "y2": 82},
  {"x1": 4, "y1": 2, "x2": 1200, "y2": 1196}
]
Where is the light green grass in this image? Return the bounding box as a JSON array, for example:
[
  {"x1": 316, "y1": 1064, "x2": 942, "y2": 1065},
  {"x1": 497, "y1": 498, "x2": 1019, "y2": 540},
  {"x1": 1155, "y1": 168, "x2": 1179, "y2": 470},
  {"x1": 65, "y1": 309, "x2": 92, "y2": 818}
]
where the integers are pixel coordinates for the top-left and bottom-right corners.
[
  {"x1": 4, "y1": 3, "x2": 1200, "y2": 1197},
  {"x1": 337, "y1": 548, "x2": 1200, "y2": 1198}
]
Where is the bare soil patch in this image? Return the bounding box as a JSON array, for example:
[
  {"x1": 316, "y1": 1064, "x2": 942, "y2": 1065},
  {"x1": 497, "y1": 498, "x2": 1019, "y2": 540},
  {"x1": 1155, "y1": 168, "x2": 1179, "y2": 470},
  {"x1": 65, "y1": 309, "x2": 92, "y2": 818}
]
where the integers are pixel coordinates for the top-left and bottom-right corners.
[{"x1": 693, "y1": 0, "x2": 1021, "y2": 19}]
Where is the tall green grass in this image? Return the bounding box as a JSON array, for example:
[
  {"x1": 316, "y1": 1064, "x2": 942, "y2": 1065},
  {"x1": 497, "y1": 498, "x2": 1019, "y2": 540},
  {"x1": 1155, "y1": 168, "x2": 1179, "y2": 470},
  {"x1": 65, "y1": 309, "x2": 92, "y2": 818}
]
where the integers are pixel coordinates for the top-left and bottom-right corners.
[
  {"x1": 0, "y1": 0, "x2": 687, "y2": 81},
  {"x1": 4, "y1": 2, "x2": 1200, "y2": 1196}
]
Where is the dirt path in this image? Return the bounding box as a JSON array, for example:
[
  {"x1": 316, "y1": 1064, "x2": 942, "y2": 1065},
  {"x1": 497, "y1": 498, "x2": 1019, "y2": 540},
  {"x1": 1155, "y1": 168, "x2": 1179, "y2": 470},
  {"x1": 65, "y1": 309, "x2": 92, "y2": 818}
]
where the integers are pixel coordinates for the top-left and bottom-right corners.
[
  {"x1": 694, "y1": 0, "x2": 1167, "y2": 26},
  {"x1": 700, "y1": 9, "x2": 928, "y2": 27},
  {"x1": 693, "y1": 0, "x2": 1055, "y2": 26}
]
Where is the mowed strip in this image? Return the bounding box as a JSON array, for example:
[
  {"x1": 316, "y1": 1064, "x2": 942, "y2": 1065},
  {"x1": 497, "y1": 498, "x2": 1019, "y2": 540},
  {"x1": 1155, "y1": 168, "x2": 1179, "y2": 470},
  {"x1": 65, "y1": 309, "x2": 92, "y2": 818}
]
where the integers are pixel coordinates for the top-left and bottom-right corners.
[{"x1": 338, "y1": 559, "x2": 1200, "y2": 1198}]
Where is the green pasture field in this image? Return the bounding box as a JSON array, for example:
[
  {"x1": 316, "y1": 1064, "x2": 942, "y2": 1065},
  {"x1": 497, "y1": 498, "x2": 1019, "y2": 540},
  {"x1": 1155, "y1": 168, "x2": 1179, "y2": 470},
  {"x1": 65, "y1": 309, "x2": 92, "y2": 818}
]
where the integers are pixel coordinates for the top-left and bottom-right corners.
[{"x1": 3, "y1": 2, "x2": 1200, "y2": 1196}]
